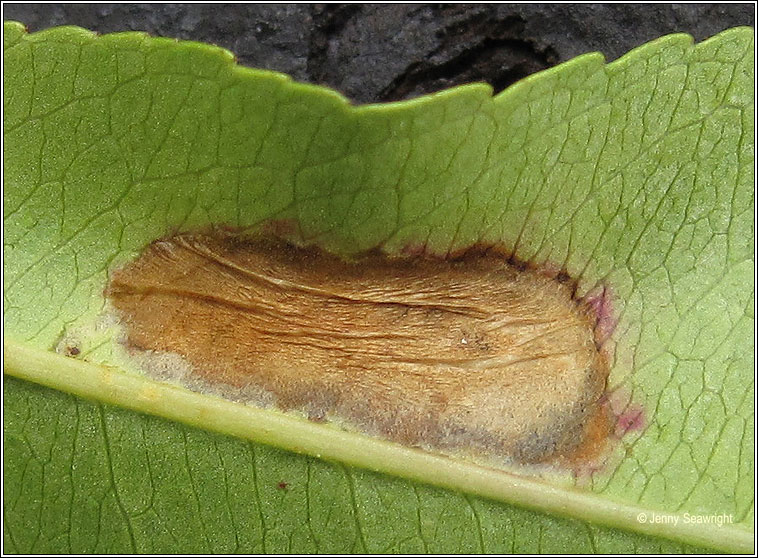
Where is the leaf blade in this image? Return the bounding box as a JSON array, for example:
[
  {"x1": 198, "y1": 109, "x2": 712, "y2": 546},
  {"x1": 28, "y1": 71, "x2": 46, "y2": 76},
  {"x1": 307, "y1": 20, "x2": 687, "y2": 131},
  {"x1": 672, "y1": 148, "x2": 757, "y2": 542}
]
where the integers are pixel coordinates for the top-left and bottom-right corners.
[{"x1": 3, "y1": 21, "x2": 754, "y2": 553}]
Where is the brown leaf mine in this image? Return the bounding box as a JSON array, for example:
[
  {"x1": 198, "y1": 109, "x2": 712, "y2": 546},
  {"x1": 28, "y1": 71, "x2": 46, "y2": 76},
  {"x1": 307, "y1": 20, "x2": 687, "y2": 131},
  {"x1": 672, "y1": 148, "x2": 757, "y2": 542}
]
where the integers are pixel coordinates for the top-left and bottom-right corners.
[{"x1": 107, "y1": 230, "x2": 610, "y2": 466}]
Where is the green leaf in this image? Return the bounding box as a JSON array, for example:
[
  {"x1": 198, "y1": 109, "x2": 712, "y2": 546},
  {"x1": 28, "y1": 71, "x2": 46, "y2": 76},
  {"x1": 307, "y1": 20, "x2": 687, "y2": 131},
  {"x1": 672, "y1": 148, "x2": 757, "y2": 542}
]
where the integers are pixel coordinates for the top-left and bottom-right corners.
[{"x1": 3, "y1": 21, "x2": 753, "y2": 553}]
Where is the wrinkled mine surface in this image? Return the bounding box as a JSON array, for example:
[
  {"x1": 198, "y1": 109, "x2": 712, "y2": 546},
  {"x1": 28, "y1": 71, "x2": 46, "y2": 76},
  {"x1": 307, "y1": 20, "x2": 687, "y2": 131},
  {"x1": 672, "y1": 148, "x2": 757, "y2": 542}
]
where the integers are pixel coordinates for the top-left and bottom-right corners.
[{"x1": 108, "y1": 230, "x2": 609, "y2": 464}]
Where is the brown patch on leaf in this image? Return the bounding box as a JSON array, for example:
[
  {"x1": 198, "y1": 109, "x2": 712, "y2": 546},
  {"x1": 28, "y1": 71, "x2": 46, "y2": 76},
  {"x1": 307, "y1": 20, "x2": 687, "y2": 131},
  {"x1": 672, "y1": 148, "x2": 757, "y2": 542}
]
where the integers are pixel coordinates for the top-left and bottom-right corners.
[{"x1": 107, "y1": 228, "x2": 611, "y2": 466}]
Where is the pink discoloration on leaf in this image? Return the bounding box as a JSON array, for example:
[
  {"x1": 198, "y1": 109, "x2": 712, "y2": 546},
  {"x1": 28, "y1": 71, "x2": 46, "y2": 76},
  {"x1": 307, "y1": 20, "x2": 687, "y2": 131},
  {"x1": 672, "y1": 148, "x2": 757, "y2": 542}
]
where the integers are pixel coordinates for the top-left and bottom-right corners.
[
  {"x1": 261, "y1": 218, "x2": 301, "y2": 240},
  {"x1": 572, "y1": 457, "x2": 610, "y2": 485},
  {"x1": 537, "y1": 260, "x2": 563, "y2": 279},
  {"x1": 615, "y1": 404, "x2": 645, "y2": 436},
  {"x1": 400, "y1": 242, "x2": 428, "y2": 258},
  {"x1": 583, "y1": 284, "x2": 617, "y2": 348},
  {"x1": 605, "y1": 389, "x2": 647, "y2": 438}
]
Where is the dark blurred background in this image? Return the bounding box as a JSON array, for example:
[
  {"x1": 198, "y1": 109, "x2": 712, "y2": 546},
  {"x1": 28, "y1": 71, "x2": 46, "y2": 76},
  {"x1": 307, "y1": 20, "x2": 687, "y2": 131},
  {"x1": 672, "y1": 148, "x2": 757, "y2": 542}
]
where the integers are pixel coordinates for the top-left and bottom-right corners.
[{"x1": 4, "y1": 3, "x2": 754, "y2": 103}]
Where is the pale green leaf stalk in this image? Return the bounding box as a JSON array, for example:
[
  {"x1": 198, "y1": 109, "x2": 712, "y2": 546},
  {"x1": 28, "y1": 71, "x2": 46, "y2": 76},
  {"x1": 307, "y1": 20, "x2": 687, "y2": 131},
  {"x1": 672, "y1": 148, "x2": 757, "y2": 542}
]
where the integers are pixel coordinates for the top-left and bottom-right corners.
[{"x1": 3, "y1": 21, "x2": 754, "y2": 553}]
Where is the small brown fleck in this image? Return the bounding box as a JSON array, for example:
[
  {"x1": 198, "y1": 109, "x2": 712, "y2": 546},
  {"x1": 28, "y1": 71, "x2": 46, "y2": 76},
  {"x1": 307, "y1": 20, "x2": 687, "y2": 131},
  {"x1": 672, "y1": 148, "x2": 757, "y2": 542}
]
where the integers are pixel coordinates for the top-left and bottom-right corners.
[
  {"x1": 65, "y1": 345, "x2": 80, "y2": 357},
  {"x1": 277, "y1": 481, "x2": 289, "y2": 491},
  {"x1": 107, "y1": 229, "x2": 611, "y2": 466}
]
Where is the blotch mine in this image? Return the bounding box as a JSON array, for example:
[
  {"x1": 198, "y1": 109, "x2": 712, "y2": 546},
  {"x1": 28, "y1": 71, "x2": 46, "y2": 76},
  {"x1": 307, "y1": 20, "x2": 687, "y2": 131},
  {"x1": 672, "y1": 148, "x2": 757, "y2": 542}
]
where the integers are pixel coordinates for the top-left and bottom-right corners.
[{"x1": 107, "y1": 228, "x2": 611, "y2": 465}]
